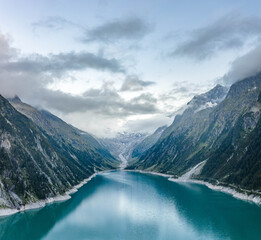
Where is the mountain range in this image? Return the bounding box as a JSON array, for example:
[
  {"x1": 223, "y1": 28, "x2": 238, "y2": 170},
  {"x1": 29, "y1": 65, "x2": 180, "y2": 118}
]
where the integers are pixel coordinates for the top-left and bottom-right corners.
[
  {"x1": 1, "y1": 71, "x2": 261, "y2": 210},
  {"x1": 0, "y1": 96, "x2": 118, "y2": 209},
  {"x1": 128, "y1": 73, "x2": 261, "y2": 194}
]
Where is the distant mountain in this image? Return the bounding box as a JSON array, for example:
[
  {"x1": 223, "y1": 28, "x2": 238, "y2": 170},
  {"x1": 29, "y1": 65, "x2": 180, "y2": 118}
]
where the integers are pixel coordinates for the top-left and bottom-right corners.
[
  {"x1": 131, "y1": 126, "x2": 167, "y2": 158},
  {"x1": 187, "y1": 84, "x2": 228, "y2": 111},
  {"x1": 100, "y1": 132, "x2": 147, "y2": 161},
  {"x1": 128, "y1": 77, "x2": 261, "y2": 192},
  {"x1": 0, "y1": 96, "x2": 117, "y2": 209},
  {"x1": 160, "y1": 84, "x2": 228, "y2": 139}
]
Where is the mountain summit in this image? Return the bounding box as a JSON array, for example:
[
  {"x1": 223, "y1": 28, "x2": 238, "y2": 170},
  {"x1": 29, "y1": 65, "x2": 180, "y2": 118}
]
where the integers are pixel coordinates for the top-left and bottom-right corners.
[
  {"x1": 0, "y1": 95, "x2": 118, "y2": 209},
  {"x1": 129, "y1": 74, "x2": 261, "y2": 192}
]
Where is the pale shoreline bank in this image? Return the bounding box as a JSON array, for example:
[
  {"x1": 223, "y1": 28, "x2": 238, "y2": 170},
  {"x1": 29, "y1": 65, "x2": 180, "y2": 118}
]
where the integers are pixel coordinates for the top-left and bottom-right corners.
[
  {"x1": 2, "y1": 168, "x2": 260, "y2": 217},
  {"x1": 0, "y1": 170, "x2": 112, "y2": 217},
  {"x1": 126, "y1": 169, "x2": 261, "y2": 206},
  {"x1": 125, "y1": 169, "x2": 173, "y2": 178}
]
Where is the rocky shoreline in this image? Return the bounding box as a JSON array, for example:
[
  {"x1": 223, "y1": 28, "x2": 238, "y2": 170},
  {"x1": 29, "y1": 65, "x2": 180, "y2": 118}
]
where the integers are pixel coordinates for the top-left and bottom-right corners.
[
  {"x1": 2, "y1": 168, "x2": 260, "y2": 217},
  {"x1": 125, "y1": 169, "x2": 173, "y2": 178},
  {"x1": 0, "y1": 171, "x2": 105, "y2": 217},
  {"x1": 169, "y1": 178, "x2": 261, "y2": 205},
  {"x1": 126, "y1": 170, "x2": 261, "y2": 206}
]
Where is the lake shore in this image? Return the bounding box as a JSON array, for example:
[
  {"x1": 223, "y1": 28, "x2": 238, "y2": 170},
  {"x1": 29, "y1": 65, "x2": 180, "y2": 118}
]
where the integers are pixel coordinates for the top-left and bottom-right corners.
[
  {"x1": 169, "y1": 178, "x2": 261, "y2": 205},
  {"x1": 126, "y1": 169, "x2": 261, "y2": 206},
  {"x1": 2, "y1": 168, "x2": 260, "y2": 217},
  {"x1": 125, "y1": 169, "x2": 173, "y2": 178},
  {"x1": 0, "y1": 170, "x2": 112, "y2": 217}
]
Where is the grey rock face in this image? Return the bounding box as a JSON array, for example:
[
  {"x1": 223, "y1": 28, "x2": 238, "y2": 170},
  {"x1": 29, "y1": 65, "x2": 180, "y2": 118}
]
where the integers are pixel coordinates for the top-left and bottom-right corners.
[{"x1": 129, "y1": 75, "x2": 261, "y2": 191}]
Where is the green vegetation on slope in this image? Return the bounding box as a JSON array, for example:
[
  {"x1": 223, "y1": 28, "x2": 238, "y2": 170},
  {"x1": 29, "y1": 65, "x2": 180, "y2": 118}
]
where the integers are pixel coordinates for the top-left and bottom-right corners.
[
  {"x1": 0, "y1": 95, "x2": 117, "y2": 209},
  {"x1": 129, "y1": 75, "x2": 261, "y2": 191}
]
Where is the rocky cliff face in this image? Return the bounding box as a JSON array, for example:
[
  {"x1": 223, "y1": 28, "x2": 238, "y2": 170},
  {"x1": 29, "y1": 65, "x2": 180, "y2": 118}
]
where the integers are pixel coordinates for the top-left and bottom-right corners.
[
  {"x1": 129, "y1": 75, "x2": 261, "y2": 191},
  {"x1": 0, "y1": 96, "x2": 117, "y2": 209},
  {"x1": 9, "y1": 97, "x2": 117, "y2": 169},
  {"x1": 199, "y1": 76, "x2": 261, "y2": 190}
]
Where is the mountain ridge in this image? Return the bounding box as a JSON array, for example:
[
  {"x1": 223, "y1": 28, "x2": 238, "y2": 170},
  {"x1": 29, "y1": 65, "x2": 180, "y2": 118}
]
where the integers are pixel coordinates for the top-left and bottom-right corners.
[
  {"x1": 0, "y1": 95, "x2": 118, "y2": 210},
  {"x1": 128, "y1": 75, "x2": 261, "y2": 193},
  {"x1": 131, "y1": 125, "x2": 167, "y2": 158}
]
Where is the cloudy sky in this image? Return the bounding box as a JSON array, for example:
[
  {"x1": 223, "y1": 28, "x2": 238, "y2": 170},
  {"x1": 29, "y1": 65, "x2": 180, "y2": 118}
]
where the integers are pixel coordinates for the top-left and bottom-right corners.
[{"x1": 1, "y1": 0, "x2": 261, "y2": 137}]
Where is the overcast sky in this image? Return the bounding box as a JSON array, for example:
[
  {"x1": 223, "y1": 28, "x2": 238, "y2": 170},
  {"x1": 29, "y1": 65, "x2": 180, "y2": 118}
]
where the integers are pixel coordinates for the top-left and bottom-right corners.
[{"x1": 1, "y1": 0, "x2": 261, "y2": 137}]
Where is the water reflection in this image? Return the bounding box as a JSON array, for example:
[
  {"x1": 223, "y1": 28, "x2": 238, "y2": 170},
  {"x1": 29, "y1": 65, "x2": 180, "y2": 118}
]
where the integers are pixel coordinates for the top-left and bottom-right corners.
[{"x1": 0, "y1": 171, "x2": 261, "y2": 240}]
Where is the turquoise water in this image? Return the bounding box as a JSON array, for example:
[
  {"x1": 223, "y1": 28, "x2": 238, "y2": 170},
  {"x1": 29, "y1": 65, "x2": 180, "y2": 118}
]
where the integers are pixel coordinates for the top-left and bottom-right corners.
[{"x1": 1, "y1": 171, "x2": 261, "y2": 240}]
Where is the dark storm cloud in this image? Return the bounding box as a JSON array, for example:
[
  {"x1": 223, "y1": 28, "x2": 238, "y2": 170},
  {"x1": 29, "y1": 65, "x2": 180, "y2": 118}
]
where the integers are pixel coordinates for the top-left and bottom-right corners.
[
  {"x1": 82, "y1": 17, "x2": 152, "y2": 43},
  {"x1": 120, "y1": 75, "x2": 155, "y2": 91},
  {"x1": 171, "y1": 13, "x2": 261, "y2": 60}
]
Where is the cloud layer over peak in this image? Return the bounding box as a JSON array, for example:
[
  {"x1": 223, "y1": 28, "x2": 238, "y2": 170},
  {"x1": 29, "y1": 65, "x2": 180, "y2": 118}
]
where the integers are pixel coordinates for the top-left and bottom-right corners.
[{"x1": 223, "y1": 44, "x2": 261, "y2": 85}]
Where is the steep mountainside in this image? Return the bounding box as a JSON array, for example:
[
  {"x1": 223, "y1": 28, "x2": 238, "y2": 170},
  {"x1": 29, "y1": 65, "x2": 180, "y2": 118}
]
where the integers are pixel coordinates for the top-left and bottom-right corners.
[
  {"x1": 129, "y1": 84, "x2": 228, "y2": 174},
  {"x1": 160, "y1": 84, "x2": 228, "y2": 139},
  {"x1": 129, "y1": 76, "x2": 261, "y2": 191},
  {"x1": 9, "y1": 97, "x2": 117, "y2": 168},
  {"x1": 0, "y1": 96, "x2": 117, "y2": 209},
  {"x1": 131, "y1": 126, "x2": 167, "y2": 158},
  {"x1": 199, "y1": 90, "x2": 261, "y2": 190}
]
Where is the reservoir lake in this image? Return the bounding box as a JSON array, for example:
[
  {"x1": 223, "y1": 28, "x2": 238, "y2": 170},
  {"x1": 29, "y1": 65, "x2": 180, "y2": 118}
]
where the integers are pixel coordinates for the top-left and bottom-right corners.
[{"x1": 0, "y1": 171, "x2": 261, "y2": 240}]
